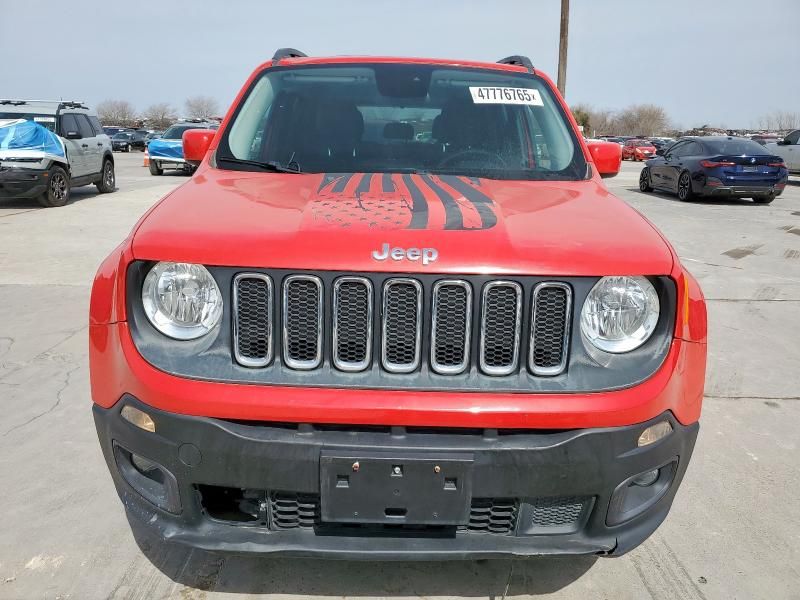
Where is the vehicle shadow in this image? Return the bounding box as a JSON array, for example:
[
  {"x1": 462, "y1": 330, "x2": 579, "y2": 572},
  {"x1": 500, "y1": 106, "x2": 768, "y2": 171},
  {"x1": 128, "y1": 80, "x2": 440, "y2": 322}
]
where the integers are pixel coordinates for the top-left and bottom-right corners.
[
  {"x1": 625, "y1": 188, "x2": 761, "y2": 206},
  {"x1": 129, "y1": 515, "x2": 597, "y2": 597}
]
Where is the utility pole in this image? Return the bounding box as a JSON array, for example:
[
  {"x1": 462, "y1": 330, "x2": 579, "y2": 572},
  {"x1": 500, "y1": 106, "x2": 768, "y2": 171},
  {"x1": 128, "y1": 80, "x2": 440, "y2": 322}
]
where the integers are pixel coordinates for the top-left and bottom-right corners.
[{"x1": 557, "y1": 0, "x2": 569, "y2": 97}]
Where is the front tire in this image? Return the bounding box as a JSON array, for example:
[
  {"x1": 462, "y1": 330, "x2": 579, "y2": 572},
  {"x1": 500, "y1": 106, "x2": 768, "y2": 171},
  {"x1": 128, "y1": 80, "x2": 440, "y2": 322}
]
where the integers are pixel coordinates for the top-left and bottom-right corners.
[
  {"x1": 677, "y1": 170, "x2": 694, "y2": 202},
  {"x1": 37, "y1": 166, "x2": 70, "y2": 207},
  {"x1": 149, "y1": 160, "x2": 163, "y2": 176},
  {"x1": 96, "y1": 159, "x2": 116, "y2": 193},
  {"x1": 639, "y1": 168, "x2": 653, "y2": 192},
  {"x1": 753, "y1": 195, "x2": 775, "y2": 204}
]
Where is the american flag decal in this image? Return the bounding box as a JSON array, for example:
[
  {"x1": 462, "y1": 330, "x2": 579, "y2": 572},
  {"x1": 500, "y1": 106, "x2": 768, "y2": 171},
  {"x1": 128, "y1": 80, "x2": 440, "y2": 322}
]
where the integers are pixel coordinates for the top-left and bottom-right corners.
[{"x1": 311, "y1": 173, "x2": 498, "y2": 231}]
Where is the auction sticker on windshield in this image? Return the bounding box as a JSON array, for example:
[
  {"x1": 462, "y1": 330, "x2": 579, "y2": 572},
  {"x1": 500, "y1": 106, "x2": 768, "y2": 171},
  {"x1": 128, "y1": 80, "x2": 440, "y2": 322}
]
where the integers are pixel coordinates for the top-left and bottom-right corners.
[{"x1": 469, "y1": 87, "x2": 543, "y2": 105}]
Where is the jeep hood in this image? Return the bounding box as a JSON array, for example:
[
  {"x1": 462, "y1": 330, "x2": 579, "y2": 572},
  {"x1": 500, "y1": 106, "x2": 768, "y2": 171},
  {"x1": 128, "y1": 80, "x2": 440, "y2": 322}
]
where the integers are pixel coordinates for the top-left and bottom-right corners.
[{"x1": 131, "y1": 170, "x2": 674, "y2": 276}]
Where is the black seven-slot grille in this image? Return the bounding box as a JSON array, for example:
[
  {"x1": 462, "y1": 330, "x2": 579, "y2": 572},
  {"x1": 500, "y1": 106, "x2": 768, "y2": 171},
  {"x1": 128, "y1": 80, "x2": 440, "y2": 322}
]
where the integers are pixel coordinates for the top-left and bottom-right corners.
[{"x1": 233, "y1": 274, "x2": 572, "y2": 377}]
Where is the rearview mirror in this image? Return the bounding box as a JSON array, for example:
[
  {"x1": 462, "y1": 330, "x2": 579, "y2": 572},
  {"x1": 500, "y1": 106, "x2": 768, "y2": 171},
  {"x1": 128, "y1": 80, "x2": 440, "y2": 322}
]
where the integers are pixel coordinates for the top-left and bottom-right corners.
[
  {"x1": 183, "y1": 129, "x2": 216, "y2": 165},
  {"x1": 586, "y1": 140, "x2": 621, "y2": 178}
]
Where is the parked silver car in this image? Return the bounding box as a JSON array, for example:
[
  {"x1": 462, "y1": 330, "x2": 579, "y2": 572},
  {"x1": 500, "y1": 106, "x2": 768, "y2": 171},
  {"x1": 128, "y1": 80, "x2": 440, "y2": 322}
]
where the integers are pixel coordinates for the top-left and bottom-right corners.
[{"x1": 0, "y1": 99, "x2": 116, "y2": 206}]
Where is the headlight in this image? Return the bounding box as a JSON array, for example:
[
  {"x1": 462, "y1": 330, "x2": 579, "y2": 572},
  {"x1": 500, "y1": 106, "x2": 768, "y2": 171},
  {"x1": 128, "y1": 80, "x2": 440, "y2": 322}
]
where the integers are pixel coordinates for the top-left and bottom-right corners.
[
  {"x1": 580, "y1": 276, "x2": 660, "y2": 353},
  {"x1": 142, "y1": 262, "x2": 223, "y2": 340}
]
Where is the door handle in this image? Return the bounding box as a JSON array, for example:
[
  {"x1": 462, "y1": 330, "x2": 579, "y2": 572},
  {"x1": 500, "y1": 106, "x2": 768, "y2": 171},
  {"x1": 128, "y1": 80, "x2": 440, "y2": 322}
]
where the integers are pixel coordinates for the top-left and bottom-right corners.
[
  {"x1": 81, "y1": 143, "x2": 89, "y2": 148},
  {"x1": 97, "y1": 143, "x2": 103, "y2": 147}
]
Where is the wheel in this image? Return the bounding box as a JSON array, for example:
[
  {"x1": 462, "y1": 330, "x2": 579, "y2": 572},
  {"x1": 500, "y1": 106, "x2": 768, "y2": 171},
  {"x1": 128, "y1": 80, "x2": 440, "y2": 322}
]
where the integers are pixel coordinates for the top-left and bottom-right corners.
[
  {"x1": 753, "y1": 195, "x2": 775, "y2": 204},
  {"x1": 677, "y1": 170, "x2": 694, "y2": 202},
  {"x1": 639, "y1": 168, "x2": 653, "y2": 192},
  {"x1": 124, "y1": 144, "x2": 130, "y2": 153},
  {"x1": 37, "y1": 166, "x2": 70, "y2": 207},
  {"x1": 149, "y1": 160, "x2": 163, "y2": 176},
  {"x1": 96, "y1": 159, "x2": 116, "y2": 193}
]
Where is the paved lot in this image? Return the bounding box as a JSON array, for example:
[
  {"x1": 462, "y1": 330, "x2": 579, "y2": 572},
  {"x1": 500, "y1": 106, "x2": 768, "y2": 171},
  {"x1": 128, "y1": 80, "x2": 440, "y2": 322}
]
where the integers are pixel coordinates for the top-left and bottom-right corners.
[{"x1": 0, "y1": 154, "x2": 798, "y2": 600}]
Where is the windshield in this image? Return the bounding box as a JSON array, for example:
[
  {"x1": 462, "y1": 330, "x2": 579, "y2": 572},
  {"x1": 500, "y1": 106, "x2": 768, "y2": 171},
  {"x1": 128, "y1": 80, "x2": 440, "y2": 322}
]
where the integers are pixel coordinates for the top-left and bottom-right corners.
[
  {"x1": 113, "y1": 133, "x2": 132, "y2": 139},
  {"x1": 705, "y1": 139, "x2": 769, "y2": 155},
  {"x1": 219, "y1": 64, "x2": 586, "y2": 180},
  {"x1": 0, "y1": 112, "x2": 56, "y2": 131},
  {"x1": 162, "y1": 125, "x2": 201, "y2": 140}
]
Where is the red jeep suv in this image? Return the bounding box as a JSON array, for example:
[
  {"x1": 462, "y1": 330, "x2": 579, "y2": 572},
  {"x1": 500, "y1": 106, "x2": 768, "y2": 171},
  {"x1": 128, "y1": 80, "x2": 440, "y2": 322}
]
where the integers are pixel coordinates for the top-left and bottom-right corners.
[{"x1": 90, "y1": 49, "x2": 707, "y2": 559}]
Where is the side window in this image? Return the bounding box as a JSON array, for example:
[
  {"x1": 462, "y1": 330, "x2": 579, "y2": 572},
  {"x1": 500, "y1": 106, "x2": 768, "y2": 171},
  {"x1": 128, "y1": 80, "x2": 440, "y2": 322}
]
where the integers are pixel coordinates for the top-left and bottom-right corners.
[
  {"x1": 684, "y1": 142, "x2": 702, "y2": 156},
  {"x1": 787, "y1": 130, "x2": 800, "y2": 145},
  {"x1": 89, "y1": 116, "x2": 104, "y2": 135},
  {"x1": 76, "y1": 115, "x2": 95, "y2": 138},
  {"x1": 667, "y1": 142, "x2": 685, "y2": 156},
  {"x1": 60, "y1": 114, "x2": 80, "y2": 137}
]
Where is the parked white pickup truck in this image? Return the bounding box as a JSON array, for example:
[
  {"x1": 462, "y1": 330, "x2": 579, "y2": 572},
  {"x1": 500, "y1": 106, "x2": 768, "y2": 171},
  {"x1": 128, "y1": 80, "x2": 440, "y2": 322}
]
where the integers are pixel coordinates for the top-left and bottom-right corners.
[{"x1": 766, "y1": 130, "x2": 800, "y2": 173}]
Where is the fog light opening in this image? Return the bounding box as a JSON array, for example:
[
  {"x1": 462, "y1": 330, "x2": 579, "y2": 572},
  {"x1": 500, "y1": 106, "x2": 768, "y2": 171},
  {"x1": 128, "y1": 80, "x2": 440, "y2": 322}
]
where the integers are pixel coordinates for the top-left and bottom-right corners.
[
  {"x1": 637, "y1": 420, "x2": 672, "y2": 447},
  {"x1": 112, "y1": 443, "x2": 180, "y2": 514},
  {"x1": 121, "y1": 405, "x2": 156, "y2": 433},
  {"x1": 631, "y1": 468, "x2": 659, "y2": 487}
]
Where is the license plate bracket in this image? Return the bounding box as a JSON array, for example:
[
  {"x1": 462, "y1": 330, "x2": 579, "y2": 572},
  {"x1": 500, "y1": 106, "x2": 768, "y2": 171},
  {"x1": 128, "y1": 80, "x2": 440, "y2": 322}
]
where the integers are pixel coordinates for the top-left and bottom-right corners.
[{"x1": 320, "y1": 450, "x2": 473, "y2": 525}]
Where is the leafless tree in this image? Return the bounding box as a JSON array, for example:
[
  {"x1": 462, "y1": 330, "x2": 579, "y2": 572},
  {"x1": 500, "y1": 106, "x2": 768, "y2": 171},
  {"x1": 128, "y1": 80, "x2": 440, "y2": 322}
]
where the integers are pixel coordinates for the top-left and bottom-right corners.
[
  {"x1": 570, "y1": 104, "x2": 618, "y2": 137},
  {"x1": 184, "y1": 96, "x2": 220, "y2": 121},
  {"x1": 612, "y1": 104, "x2": 670, "y2": 137},
  {"x1": 96, "y1": 100, "x2": 137, "y2": 126},
  {"x1": 142, "y1": 103, "x2": 177, "y2": 130},
  {"x1": 757, "y1": 110, "x2": 800, "y2": 132}
]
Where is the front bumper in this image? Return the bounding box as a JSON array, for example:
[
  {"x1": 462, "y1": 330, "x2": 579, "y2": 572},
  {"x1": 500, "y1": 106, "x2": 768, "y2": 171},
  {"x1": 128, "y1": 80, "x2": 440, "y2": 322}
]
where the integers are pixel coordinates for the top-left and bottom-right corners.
[
  {"x1": 0, "y1": 166, "x2": 48, "y2": 199},
  {"x1": 94, "y1": 396, "x2": 698, "y2": 559}
]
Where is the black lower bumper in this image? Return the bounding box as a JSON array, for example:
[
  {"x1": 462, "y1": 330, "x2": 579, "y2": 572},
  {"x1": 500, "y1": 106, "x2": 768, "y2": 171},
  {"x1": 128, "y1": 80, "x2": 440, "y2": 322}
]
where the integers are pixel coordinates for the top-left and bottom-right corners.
[
  {"x1": 93, "y1": 395, "x2": 698, "y2": 559},
  {"x1": 0, "y1": 167, "x2": 48, "y2": 199},
  {"x1": 701, "y1": 182, "x2": 782, "y2": 198}
]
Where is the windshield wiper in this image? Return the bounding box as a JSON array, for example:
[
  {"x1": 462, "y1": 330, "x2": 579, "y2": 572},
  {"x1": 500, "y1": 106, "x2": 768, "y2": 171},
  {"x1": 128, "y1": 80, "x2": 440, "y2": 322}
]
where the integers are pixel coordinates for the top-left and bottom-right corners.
[{"x1": 217, "y1": 155, "x2": 302, "y2": 173}]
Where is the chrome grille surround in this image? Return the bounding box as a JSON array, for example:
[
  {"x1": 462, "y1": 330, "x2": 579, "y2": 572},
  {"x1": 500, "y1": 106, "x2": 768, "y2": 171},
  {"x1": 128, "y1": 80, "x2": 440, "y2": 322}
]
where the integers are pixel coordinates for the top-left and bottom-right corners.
[
  {"x1": 282, "y1": 274, "x2": 323, "y2": 370},
  {"x1": 381, "y1": 278, "x2": 423, "y2": 374},
  {"x1": 529, "y1": 282, "x2": 572, "y2": 376},
  {"x1": 332, "y1": 276, "x2": 374, "y2": 372},
  {"x1": 430, "y1": 280, "x2": 472, "y2": 375},
  {"x1": 479, "y1": 281, "x2": 523, "y2": 376},
  {"x1": 232, "y1": 273, "x2": 274, "y2": 368}
]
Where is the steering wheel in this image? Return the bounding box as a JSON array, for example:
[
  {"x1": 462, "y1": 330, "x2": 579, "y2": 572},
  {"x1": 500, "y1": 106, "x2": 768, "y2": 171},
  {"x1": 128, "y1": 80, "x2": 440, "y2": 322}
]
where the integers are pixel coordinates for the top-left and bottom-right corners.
[{"x1": 438, "y1": 149, "x2": 507, "y2": 169}]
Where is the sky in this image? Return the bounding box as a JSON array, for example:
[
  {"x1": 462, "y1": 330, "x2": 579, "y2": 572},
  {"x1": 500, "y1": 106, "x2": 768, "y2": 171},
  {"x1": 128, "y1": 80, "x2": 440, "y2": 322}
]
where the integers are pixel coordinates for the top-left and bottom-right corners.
[{"x1": 1, "y1": 0, "x2": 798, "y2": 130}]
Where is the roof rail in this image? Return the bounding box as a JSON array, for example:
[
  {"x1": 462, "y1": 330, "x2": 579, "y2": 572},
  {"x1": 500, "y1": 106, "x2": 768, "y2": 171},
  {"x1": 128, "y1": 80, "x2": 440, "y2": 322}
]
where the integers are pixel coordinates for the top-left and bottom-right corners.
[
  {"x1": 497, "y1": 55, "x2": 534, "y2": 73},
  {"x1": 59, "y1": 101, "x2": 89, "y2": 110},
  {"x1": 272, "y1": 48, "x2": 308, "y2": 65}
]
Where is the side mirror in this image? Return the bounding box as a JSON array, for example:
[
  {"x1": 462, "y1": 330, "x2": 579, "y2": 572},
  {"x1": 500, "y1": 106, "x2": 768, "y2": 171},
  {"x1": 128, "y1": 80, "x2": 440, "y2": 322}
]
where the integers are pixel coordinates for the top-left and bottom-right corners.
[
  {"x1": 65, "y1": 131, "x2": 81, "y2": 140},
  {"x1": 783, "y1": 138, "x2": 792, "y2": 146},
  {"x1": 183, "y1": 128, "x2": 216, "y2": 165},
  {"x1": 656, "y1": 149, "x2": 664, "y2": 156},
  {"x1": 586, "y1": 140, "x2": 621, "y2": 178}
]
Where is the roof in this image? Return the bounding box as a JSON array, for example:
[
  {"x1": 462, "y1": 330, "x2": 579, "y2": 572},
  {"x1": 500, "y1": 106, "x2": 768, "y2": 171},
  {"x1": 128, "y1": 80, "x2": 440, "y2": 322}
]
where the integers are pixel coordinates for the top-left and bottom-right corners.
[
  {"x1": 266, "y1": 55, "x2": 533, "y2": 74},
  {"x1": 0, "y1": 100, "x2": 92, "y2": 114}
]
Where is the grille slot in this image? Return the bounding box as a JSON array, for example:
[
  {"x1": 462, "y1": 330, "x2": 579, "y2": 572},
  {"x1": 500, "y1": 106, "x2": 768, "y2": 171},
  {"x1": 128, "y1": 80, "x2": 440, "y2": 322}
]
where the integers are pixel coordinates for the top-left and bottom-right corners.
[
  {"x1": 233, "y1": 274, "x2": 273, "y2": 367},
  {"x1": 333, "y1": 277, "x2": 373, "y2": 371},
  {"x1": 479, "y1": 282, "x2": 522, "y2": 376},
  {"x1": 269, "y1": 491, "x2": 319, "y2": 529},
  {"x1": 381, "y1": 279, "x2": 422, "y2": 373},
  {"x1": 530, "y1": 283, "x2": 572, "y2": 376},
  {"x1": 430, "y1": 280, "x2": 472, "y2": 375},
  {"x1": 282, "y1": 275, "x2": 323, "y2": 370},
  {"x1": 463, "y1": 498, "x2": 518, "y2": 535}
]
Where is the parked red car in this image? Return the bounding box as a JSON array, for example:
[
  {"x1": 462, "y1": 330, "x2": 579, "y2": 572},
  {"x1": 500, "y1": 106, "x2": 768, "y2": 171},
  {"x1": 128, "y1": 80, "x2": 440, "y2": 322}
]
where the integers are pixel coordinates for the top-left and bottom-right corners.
[
  {"x1": 623, "y1": 139, "x2": 658, "y2": 161},
  {"x1": 90, "y1": 49, "x2": 706, "y2": 559}
]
